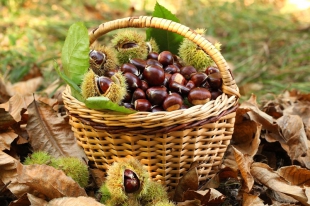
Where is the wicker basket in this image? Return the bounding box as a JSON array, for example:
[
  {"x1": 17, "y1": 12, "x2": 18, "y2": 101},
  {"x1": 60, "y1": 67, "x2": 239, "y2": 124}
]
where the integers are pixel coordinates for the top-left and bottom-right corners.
[{"x1": 62, "y1": 16, "x2": 240, "y2": 189}]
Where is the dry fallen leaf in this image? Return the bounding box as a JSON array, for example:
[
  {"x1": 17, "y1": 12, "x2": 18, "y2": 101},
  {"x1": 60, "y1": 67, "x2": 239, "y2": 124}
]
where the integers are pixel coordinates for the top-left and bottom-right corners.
[
  {"x1": 182, "y1": 188, "x2": 225, "y2": 206},
  {"x1": 26, "y1": 99, "x2": 87, "y2": 161},
  {"x1": 0, "y1": 151, "x2": 31, "y2": 198},
  {"x1": 173, "y1": 162, "x2": 199, "y2": 202},
  {"x1": 242, "y1": 193, "x2": 265, "y2": 206},
  {"x1": 277, "y1": 165, "x2": 310, "y2": 186},
  {"x1": 8, "y1": 76, "x2": 43, "y2": 96},
  {"x1": 277, "y1": 114, "x2": 310, "y2": 168},
  {"x1": 47, "y1": 196, "x2": 105, "y2": 206},
  {"x1": 232, "y1": 146, "x2": 254, "y2": 192},
  {"x1": 0, "y1": 129, "x2": 18, "y2": 151},
  {"x1": 17, "y1": 164, "x2": 87, "y2": 199},
  {"x1": 250, "y1": 162, "x2": 309, "y2": 205}
]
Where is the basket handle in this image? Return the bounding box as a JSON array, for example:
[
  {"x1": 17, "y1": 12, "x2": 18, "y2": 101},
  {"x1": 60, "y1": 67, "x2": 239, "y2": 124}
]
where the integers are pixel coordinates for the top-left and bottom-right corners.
[{"x1": 89, "y1": 16, "x2": 240, "y2": 98}]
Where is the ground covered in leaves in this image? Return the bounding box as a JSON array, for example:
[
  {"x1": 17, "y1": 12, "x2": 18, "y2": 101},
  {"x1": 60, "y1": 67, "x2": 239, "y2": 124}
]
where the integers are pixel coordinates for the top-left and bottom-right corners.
[{"x1": 1, "y1": 77, "x2": 310, "y2": 205}]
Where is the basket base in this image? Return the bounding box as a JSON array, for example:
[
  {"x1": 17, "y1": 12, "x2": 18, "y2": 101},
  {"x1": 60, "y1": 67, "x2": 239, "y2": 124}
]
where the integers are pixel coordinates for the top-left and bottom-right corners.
[{"x1": 69, "y1": 112, "x2": 236, "y2": 189}]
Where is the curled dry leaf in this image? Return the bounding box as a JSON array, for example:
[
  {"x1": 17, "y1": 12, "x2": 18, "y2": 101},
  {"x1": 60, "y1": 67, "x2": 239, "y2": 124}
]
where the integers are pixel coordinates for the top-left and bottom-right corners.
[
  {"x1": 0, "y1": 151, "x2": 31, "y2": 198},
  {"x1": 0, "y1": 129, "x2": 18, "y2": 151},
  {"x1": 173, "y1": 162, "x2": 199, "y2": 202},
  {"x1": 277, "y1": 114, "x2": 310, "y2": 168},
  {"x1": 8, "y1": 192, "x2": 48, "y2": 206},
  {"x1": 277, "y1": 165, "x2": 310, "y2": 186},
  {"x1": 26, "y1": 99, "x2": 87, "y2": 162},
  {"x1": 0, "y1": 108, "x2": 16, "y2": 130},
  {"x1": 182, "y1": 188, "x2": 225, "y2": 206},
  {"x1": 16, "y1": 164, "x2": 87, "y2": 199},
  {"x1": 47, "y1": 196, "x2": 105, "y2": 206},
  {"x1": 10, "y1": 76, "x2": 43, "y2": 96},
  {"x1": 250, "y1": 162, "x2": 309, "y2": 206},
  {"x1": 242, "y1": 193, "x2": 265, "y2": 206},
  {"x1": 232, "y1": 146, "x2": 254, "y2": 192}
]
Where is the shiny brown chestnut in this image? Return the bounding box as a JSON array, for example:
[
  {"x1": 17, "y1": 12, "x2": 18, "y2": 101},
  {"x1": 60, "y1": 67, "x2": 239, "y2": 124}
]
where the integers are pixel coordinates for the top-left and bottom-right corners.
[
  {"x1": 89, "y1": 50, "x2": 105, "y2": 67},
  {"x1": 164, "y1": 64, "x2": 180, "y2": 74},
  {"x1": 185, "y1": 80, "x2": 196, "y2": 90},
  {"x1": 143, "y1": 65, "x2": 165, "y2": 86},
  {"x1": 158, "y1": 51, "x2": 174, "y2": 66},
  {"x1": 140, "y1": 80, "x2": 149, "y2": 92},
  {"x1": 120, "y1": 63, "x2": 140, "y2": 76},
  {"x1": 163, "y1": 93, "x2": 183, "y2": 111},
  {"x1": 146, "y1": 86, "x2": 168, "y2": 106},
  {"x1": 211, "y1": 89, "x2": 223, "y2": 100},
  {"x1": 151, "y1": 105, "x2": 164, "y2": 112},
  {"x1": 180, "y1": 65, "x2": 197, "y2": 80},
  {"x1": 97, "y1": 76, "x2": 113, "y2": 94},
  {"x1": 134, "y1": 99, "x2": 152, "y2": 111},
  {"x1": 207, "y1": 72, "x2": 222, "y2": 90},
  {"x1": 169, "y1": 73, "x2": 187, "y2": 86},
  {"x1": 146, "y1": 59, "x2": 163, "y2": 68},
  {"x1": 190, "y1": 72, "x2": 208, "y2": 87},
  {"x1": 187, "y1": 87, "x2": 211, "y2": 105},
  {"x1": 124, "y1": 169, "x2": 140, "y2": 193},
  {"x1": 132, "y1": 88, "x2": 146, "y2": 103},
  {"x1": 147, "y1": 52, "x2": 159, "y2": 60},
  {"x1": 205, "y1": 66, "x2": 220, "y2": 75},
  {"x1": 163, "y1": 73, "x2": 172, "y2": 88},
  {"x1": 169, "y1": 82, "x2": 190, "y2": 95},
  {"x1": 129, "y1": 58, "x2": 147, "y2": 73},
  {"x1": 124, "y1": 72, "x2": 142, "y2": 91}
]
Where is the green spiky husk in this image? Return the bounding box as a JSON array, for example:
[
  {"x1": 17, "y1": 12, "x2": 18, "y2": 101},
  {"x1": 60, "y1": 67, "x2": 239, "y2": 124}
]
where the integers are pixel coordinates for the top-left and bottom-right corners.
[
  {"x1": 90, "y1": 45, "x2": 118, "y2": 76},
  {"x1": 51, "y1": 157, "x2": 89, "y2": 188},
  {"x1": 152, "y1": 200, "x2": 176, "y2": 206},
  {"x1": 178, "y1": 39, "x2": 214, "y2": 71},
  {"x1": 104, "y1": 158, "x2": 150, "y2": 206},
  {"x1": 105, "y1": 71, "x2": 127, "y2": 104},
  {"x1": 111, "y1": 30, "x2": 148, "y2": 64},
  {"x1": 80, "y1": 70, "x2": 100, "y2": 99},
  {"x1": 147, "y1": 38, "x2": 160, "y2": 53},
  {"x1": 99, "y1": 183, "x2": 112, "y2": 204},
  {"x1": 141, "y1": 181, "x2": 170, "y2": 206},
  {"x1": 23, "y1": 151, "x2": 53, "y2": 165}
]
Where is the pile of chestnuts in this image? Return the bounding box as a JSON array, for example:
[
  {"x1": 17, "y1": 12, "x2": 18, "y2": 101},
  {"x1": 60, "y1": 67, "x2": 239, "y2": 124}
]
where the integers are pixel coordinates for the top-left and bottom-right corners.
[
  {"x1": 104, "y1": 50, "x2": 223, "y2": 112},
  {"x1": 81, "y1": 30, "x2": 224, "y2": 112}
]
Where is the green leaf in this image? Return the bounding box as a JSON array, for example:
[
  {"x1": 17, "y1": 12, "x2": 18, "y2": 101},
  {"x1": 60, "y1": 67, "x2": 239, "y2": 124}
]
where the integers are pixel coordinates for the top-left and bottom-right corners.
[
  {"x1": 61, "y1": 22, "x2": 89, "y2": 86},
  {"x1": 85, "y1": 97, "x2": 136, "y2": 114},
  {"x1": 146, "y1": 2, "x2": 184, "y2": 54},
  {"x1": 54, "y1": 61, "x2": 85, "y2": 102}
]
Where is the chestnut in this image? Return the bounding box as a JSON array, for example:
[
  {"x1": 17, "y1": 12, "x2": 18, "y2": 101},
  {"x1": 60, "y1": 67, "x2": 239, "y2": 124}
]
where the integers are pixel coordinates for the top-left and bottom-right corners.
[
  {"x1": 207, "y1": 72, "x2": 222, "y2": 90},
  {"x1": 164, "y1": 64, "x2": 180, "y2": 74},
  {"x1": 185, "y1": 80, "x2": 196, "y2": 90},
  {"x1": 123, "y1": 92, "x2": 132, "y2": 103},
  {"x1": 169, "y1": 82, "x2": 190, "y2": 95},
  {"x1": 124, "y1": 169, "x2": 140, "y2": 193},
  {"x1": 129, "y1": 58, "x2": 147, "y2": 73},
  {"x1": 151, "y1": 105, "x2": 164, "y2": 112},
  {"x1": 146, "y1": 86, "x2": 168, "y2": 106},
  {"x1": 97, "y1": 76, "x2": 113, "y2": 94},
  {"x1": 205, "y1": 66, "x2": 220, "y2": 75},
  {"x1": 143, "y1": 65, "x2": 165, "y2": 86},
  {"x1": 122, "y1": 102, "x2": 134, "y2": 109},
  {"x1": 122, "y1": 42, "x2": 138, "y2": 49},
  {"x1": 211, "y1": 89, "x2": 223, "y2": 100},
  {"x1": 89, "y1": 50, "x2": 105, "y2": 67},
  {"x1": 180, "y1": 65, "x2": 197, "y2": 80},
  {"x1": 163, "y1": 93, "x2": 183, "y2": 111},
  {"x1": 132, "y1": 88, "x2": 146, "y2": 103},
  {"x1": 146, "y1": 59, "x2": 163, "y2": 68},
  {"x1": 169, "y1": 73, "x2": 186, "y2": 86},
  {"x1": 124, "y1": 72, "x2": 142, "y2": 91},
  {"x1": 187, "y1": 87, "x2": 211, "y2": 105},
  {"x1": 158, "y1": 51, "x2": 174, "y2": 66},
  {"x1": 120, "y1": 63, "x2": 140, "y2": 76},
  {"x1": 134, "y1": 99, "x2": 151, "y2": 112},
  {"x1": 140, "y1": 80, "x2": 149, "y2": 92},
  {"x1": 190, "y1": 72, "x2": 208, "y2": 87},
  {"x1": 163, "y1": 73, "x2": 172, "y2": 88},
  {"x1": 147, "y1": 52, "x2": 159, "y2": 60},
  {"x1": 104, "y1": 69, "x2": 118, "y2": 78}
]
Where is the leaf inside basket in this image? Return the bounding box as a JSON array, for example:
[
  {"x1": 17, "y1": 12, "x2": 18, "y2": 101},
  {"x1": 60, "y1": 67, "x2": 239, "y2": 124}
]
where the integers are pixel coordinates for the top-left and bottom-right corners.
[
  {"x1": 146, "y1": 2, "x2": 184, "y2": 54},
  {"x1": 85, "y1": 96, "x2": 136, "y2": 114}
]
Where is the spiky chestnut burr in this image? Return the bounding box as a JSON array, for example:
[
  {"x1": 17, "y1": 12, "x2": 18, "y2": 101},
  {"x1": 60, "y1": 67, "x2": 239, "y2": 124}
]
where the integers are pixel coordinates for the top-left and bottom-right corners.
[
  {"x1": 23, "y1": 151, "x2": 53, "y2": 165},
  {"x1": 178, "y1": 28, "x2": 221, "y2": 71},
  {"x1": 89, "y1": 45, "x2": 118, "y2": 76},
  {"x1": 111, "y1": 30, "x2": 149, "y2": 64},
  {"x1": 80, "y1": 70, "x2": 127, "y2": 104}
]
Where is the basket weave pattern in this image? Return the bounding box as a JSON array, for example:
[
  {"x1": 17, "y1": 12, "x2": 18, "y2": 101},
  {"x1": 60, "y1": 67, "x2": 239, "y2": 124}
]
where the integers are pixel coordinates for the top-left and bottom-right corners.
[{"x1": 62, "y1": 16, "x2": 240, "y2": 189}]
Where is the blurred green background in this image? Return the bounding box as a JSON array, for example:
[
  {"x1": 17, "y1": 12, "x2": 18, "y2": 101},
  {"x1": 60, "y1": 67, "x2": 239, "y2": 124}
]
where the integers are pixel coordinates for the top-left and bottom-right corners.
[{"x1": 1, "y1": 0, "x2": 309, "y2": 102}]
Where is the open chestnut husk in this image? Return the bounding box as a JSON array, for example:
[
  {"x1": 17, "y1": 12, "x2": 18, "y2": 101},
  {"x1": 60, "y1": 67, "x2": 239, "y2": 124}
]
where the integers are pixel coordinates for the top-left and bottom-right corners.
[{"x1": 123, "y1": 169, "x2": 140, "y2": 193}]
